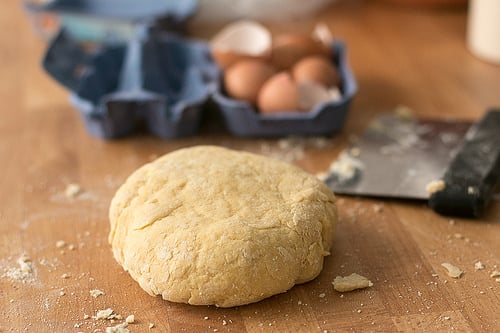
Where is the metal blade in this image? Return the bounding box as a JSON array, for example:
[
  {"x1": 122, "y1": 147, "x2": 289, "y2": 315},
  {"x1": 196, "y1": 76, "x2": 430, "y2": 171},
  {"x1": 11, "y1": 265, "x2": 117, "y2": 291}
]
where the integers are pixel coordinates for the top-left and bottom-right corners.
[{"x1": 325, "y1": 114, "x2": 471, "y2": 200}]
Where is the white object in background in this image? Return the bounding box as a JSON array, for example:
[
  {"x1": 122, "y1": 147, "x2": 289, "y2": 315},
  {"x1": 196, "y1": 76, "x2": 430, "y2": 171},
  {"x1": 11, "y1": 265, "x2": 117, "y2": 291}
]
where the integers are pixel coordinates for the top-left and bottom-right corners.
[
  {"x1": 467, "y1": 0, "x2": 500, "y2": 65},
  {"x1": 194, "y1": 0, "x2": 335, "y2": 22}
]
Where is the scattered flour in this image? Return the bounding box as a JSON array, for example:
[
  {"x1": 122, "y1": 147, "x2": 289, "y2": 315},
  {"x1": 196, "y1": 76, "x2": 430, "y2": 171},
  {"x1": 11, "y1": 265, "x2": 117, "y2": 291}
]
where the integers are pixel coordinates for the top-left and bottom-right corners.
[
  {"x1": 65, "y1": 183, "x2": 82, "y2": 198},
  {"x1": 325, "y1": 150, "x2": 364, "y2": 183},
  {"x1": 2, "y1": 254, "x2": 36, "y2": 283},
  {"x1": 258, "y1": 136, "x2": 329, "y2": 163},
  {"x1": 106, "y1": 322, "x2": 130, "y2": 333},
  {"x1": 90, "y1": 289, "x2": 105, "y2": 298}
]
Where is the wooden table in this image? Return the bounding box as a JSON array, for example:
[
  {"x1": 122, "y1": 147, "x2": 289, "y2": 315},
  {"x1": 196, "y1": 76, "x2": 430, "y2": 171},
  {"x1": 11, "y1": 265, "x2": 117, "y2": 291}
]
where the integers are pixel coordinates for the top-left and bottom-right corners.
[{"x1": 1, "y1": 1, "x2": 499, "y2": 332}]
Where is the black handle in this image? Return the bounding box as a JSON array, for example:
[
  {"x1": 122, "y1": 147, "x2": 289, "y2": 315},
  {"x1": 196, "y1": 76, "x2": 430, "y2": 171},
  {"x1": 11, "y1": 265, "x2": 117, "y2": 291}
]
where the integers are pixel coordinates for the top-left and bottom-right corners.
[{"x1": 429, "y1": 109, "x2": 500, "y2": 218}]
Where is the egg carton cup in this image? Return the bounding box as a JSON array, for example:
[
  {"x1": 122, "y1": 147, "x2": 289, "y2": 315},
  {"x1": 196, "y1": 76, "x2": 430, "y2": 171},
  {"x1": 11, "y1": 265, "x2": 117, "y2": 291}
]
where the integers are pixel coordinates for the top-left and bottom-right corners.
[
  {"x1": 43, "y1": 28, "x2": 219, "y2": 139},
  {"x1": 212, "y1": 41, "x2": 357, "y2": 137}
]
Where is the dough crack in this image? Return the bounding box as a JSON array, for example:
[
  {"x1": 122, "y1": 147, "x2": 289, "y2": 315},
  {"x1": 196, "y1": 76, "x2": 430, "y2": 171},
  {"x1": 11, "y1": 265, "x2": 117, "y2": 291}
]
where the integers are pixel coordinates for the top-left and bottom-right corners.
[{"x1": 133, "y1": 203, "x2": 184, "y2": 231}]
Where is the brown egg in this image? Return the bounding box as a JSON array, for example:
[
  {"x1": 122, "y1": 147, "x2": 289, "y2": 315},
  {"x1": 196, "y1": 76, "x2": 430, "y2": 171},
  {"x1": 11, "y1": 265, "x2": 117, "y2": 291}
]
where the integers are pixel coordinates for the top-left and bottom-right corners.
[
  {"x1": 212, "y1": 51, "x2": 270, "y2": 71},
  {"x1": 292, "y1": 55, "x2": 339, "y2": 87},
  {"x1": 271, "y1": 34, "x2": 332, "y2": 70},
  {"x1": 224, "y1": 60, "x2": 276, "y2": 105},
  {"x1": 257, "y1": 72, "x2": 301, "y2": 113}
]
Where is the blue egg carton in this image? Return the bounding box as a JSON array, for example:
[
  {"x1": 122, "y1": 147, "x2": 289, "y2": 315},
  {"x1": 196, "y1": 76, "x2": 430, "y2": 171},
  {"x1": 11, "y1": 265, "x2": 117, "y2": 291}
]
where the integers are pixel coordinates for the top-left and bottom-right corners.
[
  {"x1": 36, "y1": 0, "x2": 357, "y2": 139},
  {"x1": 212, "y1": 42, "x2": 357, "y2": 137},
  {"x1": 44, "y1": 28, "x2": 218, "y2": 139}
]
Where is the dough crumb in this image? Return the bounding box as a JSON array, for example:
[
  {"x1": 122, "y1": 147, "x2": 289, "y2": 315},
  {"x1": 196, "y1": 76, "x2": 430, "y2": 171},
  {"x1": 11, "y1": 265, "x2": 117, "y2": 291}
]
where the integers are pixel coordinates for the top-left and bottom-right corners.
[
  {"x1": 65, "y1": 183, "x2": 82, "y2": 198},
  {"x1": 318, "y1": 293, "x2": 326, "y2": 298},
  {"x1": 149, "y1": 322, "x2": 155, "y2": 329},
  {"x1": 490, "y1": 270, "x2": 500, "y2": 278},
  {"x1": 474, "y1": 261, "x2": 485, "y2": 270},
  {"x1": 55, "y1": 240, "x2": 66, "y2": 248},
  {"x1": 441, "y1": 263, "x2": 463, "y2": 278},
  {"x1": 90, "y1": 289, "x2": 105, "y2": 298},
  {"x1": 125, "y1": 315, "x2": 135, "y2": 324},
  {"x1": 372, "y1": 204, "x2": 384, "y2": 213},
  {"x1": 61, "y1": 273, "x2": 71, "y2": 279},
  {"x1": 94, "y1": 308, "x2": 115, "y2": 320},
  {"x1": 426, "y1": 180, "x2": 445, "y2": 194},
  {"x1": 332, "y1": 273, "x2": 373, "y2": 292},
  {"x1": 105, "y1": 322, "x2": 129, "y2": 333}
]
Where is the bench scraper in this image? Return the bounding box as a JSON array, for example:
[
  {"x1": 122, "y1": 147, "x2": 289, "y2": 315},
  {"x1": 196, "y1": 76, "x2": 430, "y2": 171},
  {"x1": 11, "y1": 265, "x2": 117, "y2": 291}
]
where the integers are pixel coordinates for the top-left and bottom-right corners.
[{"x1": 325, "y1": 109, "x2": 500, "y2": 218}]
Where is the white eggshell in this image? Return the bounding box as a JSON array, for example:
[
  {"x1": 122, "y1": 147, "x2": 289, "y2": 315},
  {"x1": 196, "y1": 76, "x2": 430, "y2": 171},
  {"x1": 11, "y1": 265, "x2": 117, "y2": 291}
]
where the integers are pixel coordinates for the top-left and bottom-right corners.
[{"x1": 210, "y1": 20, "x2": 271, "y2": 56}]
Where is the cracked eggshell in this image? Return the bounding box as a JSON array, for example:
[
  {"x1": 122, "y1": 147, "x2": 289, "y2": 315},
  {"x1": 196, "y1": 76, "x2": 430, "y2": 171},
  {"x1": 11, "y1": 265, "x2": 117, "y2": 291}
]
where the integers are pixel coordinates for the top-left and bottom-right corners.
[
  {"x1": 297, "y1": 82, "x2": 341, "y2": 111},
  {"x1": 210, "y1": 20, "x2": 272, "y2": 69},
  {"x1": 312, "y1": 22, "x2": 334, "y2": 47},
  {"x1": 271, "y1": 33, "x2": 332, "y2": 70},
  {"x1": 257, "y1": 72, "x2": 301, "y2": 113}
]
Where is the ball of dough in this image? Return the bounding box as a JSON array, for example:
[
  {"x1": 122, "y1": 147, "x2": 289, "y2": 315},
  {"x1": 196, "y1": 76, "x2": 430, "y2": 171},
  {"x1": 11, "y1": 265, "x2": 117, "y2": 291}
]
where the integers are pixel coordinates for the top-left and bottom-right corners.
[{"x1": 109, "y1": 146, "x2": 337, "y2": 307}]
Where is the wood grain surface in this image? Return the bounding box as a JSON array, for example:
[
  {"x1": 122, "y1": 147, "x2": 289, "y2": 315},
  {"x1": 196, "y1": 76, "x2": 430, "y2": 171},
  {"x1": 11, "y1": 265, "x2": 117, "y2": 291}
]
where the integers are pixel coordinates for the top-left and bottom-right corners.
[{"x1": 1, "y1": 1, "x2": 499, "y2": 332}]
